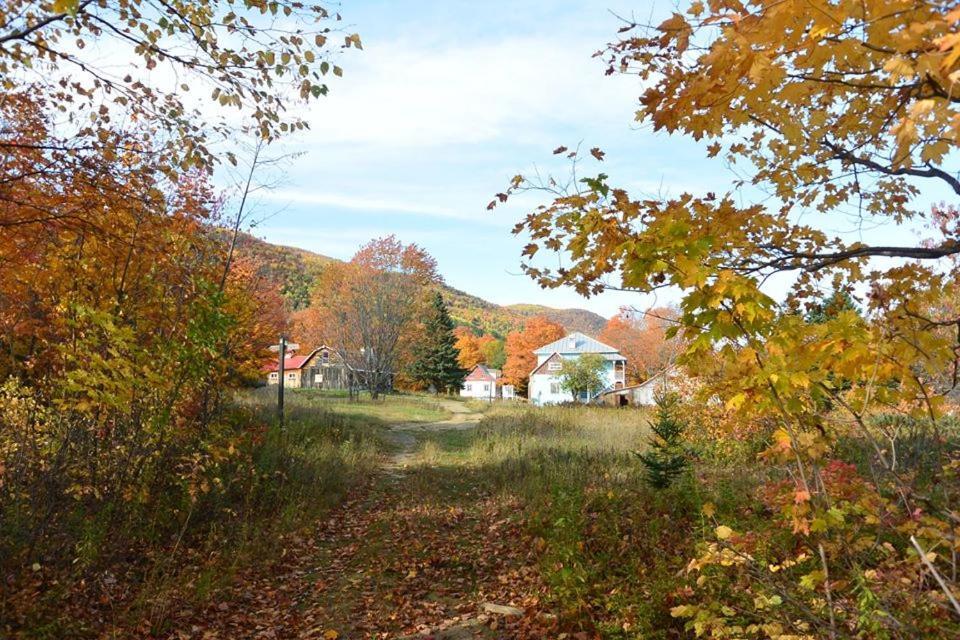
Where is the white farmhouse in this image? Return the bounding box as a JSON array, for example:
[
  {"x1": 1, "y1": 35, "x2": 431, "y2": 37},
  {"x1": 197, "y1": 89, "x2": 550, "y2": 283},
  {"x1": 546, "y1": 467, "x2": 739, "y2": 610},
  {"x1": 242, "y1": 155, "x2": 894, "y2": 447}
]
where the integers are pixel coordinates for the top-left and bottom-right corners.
[
  {"x1": 528, "y1": 332, "x2": 626, "y2": 405},
  {"x1": 460, "y1": 364, "x2": 500, "y2": 401}
]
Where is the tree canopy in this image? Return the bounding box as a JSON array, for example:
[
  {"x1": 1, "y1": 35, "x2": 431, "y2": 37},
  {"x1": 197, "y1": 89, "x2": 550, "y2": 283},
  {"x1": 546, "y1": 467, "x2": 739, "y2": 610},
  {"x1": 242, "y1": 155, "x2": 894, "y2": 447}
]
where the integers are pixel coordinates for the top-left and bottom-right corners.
[
  {"x1": 313, "y1": 236, "x2": 439, "y2": 399},
  {"x1": 491, "y1": 1, "x2": 960, "y2": 636},
  {"x1": 1, "y1": 0, "x2": 354, "y2": 175},
  {"x1": 558, "y1": 353, "x2": 607, "y2": 402}
]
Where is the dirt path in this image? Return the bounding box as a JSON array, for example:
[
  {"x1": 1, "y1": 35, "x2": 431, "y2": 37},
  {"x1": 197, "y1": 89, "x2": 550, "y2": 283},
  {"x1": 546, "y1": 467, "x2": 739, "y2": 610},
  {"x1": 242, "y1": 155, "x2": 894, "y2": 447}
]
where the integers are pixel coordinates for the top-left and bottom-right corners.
[
  {"x1": 164, "y1": 400, "x2": 551, "y2": 640},
  {"x1": 383, "y1": 399, "x2": 483, "y2": 471}
]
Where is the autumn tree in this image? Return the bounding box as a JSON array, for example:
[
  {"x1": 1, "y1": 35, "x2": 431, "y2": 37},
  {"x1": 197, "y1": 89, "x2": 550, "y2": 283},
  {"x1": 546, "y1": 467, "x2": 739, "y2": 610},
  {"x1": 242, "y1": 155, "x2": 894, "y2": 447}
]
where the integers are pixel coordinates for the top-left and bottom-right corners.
[
  {"x1": 492, "y1": 2, "x2": 960, "y2": 635},
  {"x1": 0, "y1": 101, "x2": 289, "y2": 596},
  {"x1": 503, "y1": 316, "x2": 565, "y2": 396},
  {"x1": 0, "y1": 0, "x2": 353, "y2": 178},
  {"x1": 408, "y1": 292, "x2": 467, "y2": 394},
  {"x1": 454, "y1": 327, "x2": 504, "y2": 371},
  {"x1": 0, "y1": 0, "x2": 345, "y2": 628},
  {"x1": 314, "y1": 236, "x2": 439, "y2": 399},
  {"x1": 599, "y1": 307, "x2": 682, "y2": 382},
  {"x1": 481, "y1": 337, "x2": 507, "y2": 370},
  {"x1": 454, "y1": 327, "x2": 485, "y2": 370}
]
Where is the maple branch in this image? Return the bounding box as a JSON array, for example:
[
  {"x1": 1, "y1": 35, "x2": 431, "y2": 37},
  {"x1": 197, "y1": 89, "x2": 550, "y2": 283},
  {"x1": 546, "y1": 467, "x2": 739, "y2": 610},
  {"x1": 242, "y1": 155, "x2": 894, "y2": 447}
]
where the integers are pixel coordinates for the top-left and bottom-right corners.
[
  {"x1": 0, "y1": 1, "x2": 94, "y2": 46},
  {"x1": 825, "y1": 141, "x2": 960, "y2": 197},
  {"x1": 762, "y1": 241, "x2": 960, "y2": 272}
]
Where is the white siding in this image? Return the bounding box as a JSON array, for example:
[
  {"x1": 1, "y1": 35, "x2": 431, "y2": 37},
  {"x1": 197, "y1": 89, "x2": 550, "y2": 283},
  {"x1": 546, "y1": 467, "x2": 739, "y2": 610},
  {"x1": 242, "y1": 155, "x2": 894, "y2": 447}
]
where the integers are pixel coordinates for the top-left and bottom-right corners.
[
  {"x1": 460, "y1": 373, "x2": 497, "y2": 400},
  {"x1": 530, "y1": 357, "x2": 623, "y2": 406}
]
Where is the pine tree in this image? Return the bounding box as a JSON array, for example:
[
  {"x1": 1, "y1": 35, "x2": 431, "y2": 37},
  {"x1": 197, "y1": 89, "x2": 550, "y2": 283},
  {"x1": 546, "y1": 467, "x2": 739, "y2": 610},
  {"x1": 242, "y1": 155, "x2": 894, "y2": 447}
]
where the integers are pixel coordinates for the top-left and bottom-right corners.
[
  {"x1": 408, "y1": 292, "x2": 468, "y2": 394},
  {"x1": 805, "y1": 290, "x2": 859, "y2": 324},
  {"x1": 636, "y1": 393, "x2": 688, "y2": 489}
]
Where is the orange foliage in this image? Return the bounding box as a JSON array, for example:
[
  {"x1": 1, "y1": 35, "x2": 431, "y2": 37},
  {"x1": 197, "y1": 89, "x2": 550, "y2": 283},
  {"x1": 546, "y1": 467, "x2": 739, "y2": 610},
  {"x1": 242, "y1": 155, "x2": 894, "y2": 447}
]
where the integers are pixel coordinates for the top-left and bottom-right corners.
[
  {"x1": 503, "y1": 316, "x2": 565, "y2": 395},
  {"x1": 454, "y1": 328, "x2": 499, "y2": 370},
  {"x1": 598, "y1": 307, "x2": 682, "y2": 383},
  {"x1": 454, "y1": 328, "x2": 484, "y2": 370},
  {"x1": 307, "y1": 236, "x2": 439, "y2": 397},
  {"x1": 290, "y1": 306, "x2": 327, "y2": 351}
]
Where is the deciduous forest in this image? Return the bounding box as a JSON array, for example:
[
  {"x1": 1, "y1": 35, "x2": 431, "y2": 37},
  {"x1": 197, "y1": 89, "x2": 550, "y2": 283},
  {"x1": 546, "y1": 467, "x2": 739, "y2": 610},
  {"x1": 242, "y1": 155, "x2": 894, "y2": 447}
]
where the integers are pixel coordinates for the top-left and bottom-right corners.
[{"x1": 3, "y1": 1, "x2": 960, "y2": 639}]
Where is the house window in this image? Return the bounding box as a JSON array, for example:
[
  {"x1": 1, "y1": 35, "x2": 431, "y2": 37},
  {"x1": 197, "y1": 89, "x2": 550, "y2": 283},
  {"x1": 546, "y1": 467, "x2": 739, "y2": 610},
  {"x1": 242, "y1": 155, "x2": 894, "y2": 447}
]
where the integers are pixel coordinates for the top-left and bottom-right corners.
[
  {"x1": 547, "y1": 361, "x2": 562, "y2": 371},
  {"x1": 483, "y1": 384, "x2": 489, "y2": 392},
  {"x1": 269, "y1": 372, "x2": 278, "y2": 380},
  {"x1": 287, "y1": 372, "x2": 297, "y2": 379},
  {"x1": 550, "y1": 383, "x2": 560, "y2": 394},
  {"x1": 465, "y1": 383, "x2": 472, "y2": 391},
  {"x1": 321, "y1": 350, "x2": 329, "y2": 363}
]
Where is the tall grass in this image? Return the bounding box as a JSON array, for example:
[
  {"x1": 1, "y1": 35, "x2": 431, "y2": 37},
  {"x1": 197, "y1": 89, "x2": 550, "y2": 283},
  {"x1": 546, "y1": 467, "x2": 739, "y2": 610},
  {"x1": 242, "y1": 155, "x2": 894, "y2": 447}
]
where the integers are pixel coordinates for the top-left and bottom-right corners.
[
  {"x1": 408, "y1": 403, "x2": 759, "y2": 639},
  {"x1": 1, "y1": 387, "x2": 386, "y2": 637}
]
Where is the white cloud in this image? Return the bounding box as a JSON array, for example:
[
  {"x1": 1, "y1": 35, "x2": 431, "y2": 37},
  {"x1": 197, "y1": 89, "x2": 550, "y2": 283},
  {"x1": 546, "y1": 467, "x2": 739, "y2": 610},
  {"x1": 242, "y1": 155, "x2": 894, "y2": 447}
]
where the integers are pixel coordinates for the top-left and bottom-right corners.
[
  {"x1": 298, "y1": 34, "x2": 638, "y2": 148},
  {"x1": 258, "y1": 188, "x2": 512, "y2": 225}
]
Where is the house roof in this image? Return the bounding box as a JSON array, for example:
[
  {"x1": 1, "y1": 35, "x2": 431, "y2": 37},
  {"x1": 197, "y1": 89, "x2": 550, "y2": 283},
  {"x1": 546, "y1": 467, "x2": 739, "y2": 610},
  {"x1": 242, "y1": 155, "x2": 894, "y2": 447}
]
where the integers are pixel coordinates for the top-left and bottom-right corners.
[
  {"x1": 632, "y1": 365, "x2": 680, "y2": 390},
  {"x1": 465, "y1": 364, "x2": 498, "y2": 382},
  {"x1": 533, "y1": 332, "x2": 620, "y2": 356},
  {"x1": 262, "y1": 348, "x2": 321, "y2": 373}
]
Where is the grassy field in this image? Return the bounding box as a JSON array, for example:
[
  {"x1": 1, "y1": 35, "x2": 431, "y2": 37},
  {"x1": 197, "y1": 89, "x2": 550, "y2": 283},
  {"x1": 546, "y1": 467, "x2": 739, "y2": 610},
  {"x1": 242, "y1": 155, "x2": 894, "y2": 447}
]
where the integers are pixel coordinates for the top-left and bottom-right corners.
[
  {"x1": 244, "y1": 387, "x2": 455, "y2": 425},
  {"x1": 6, "y1": 390, "x2": 761, "y2": 638},
  {"x1": 402, "y1": 402, "x2": 740, "y2": 639},
  {"x1": 212, "y1": 394, "x2": 764, "y2": 638}
]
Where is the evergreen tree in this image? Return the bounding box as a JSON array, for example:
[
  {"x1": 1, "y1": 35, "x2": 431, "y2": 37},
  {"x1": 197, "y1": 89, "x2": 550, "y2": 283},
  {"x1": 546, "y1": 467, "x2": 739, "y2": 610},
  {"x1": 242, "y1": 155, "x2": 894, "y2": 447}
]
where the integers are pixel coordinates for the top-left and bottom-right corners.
[
  {"x1": 636, "y1": 393, "x2": 688, "y2": 489},
  {"x1": 805, "y1": 290, "x2": 859, "y2": 324},
  {"x1": 408, "y1": 292, "x2": 468, "y2": 393}
]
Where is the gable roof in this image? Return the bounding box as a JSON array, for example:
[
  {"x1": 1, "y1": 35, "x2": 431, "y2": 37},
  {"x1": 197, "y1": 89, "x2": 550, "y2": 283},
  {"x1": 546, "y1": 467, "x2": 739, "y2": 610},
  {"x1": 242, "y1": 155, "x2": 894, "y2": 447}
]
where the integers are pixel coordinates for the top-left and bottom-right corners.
[
  {"x1": 465, "y1": 364, "x2": 498, "y2": 382},
  {"x1": 530, "y1": 352, "x2": 562, "y2": 376},
  {"x1": 262, "y1": 348, "x2": 321, "y2": 373},
  {"x1": 533, "y1": 332, "x2": 620, "y2": 356}
]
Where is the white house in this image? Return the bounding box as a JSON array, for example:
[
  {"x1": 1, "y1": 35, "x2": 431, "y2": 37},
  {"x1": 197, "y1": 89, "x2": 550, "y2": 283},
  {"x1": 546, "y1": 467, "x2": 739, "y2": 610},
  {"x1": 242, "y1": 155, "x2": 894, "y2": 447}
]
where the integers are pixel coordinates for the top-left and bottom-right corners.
[
  {"x1": 460, "y1": 364, "x2": 500, "y2": 400},
  {"x1": 599, "y1": 365, "x2": 681, "y2": 406},
  {"x1": 528, "y1": 332, "x2": 626, "y2": 405},
  {"x1": 630, "y1": 366, "x2": 680, "y2": 405}
]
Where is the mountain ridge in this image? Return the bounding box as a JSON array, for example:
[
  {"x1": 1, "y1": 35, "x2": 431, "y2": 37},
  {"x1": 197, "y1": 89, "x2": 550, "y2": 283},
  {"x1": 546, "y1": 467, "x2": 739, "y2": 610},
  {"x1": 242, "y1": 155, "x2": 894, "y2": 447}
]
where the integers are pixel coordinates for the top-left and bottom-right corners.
[{"x1": 233, "y1": 232, "x2": 608, "y2": 337}]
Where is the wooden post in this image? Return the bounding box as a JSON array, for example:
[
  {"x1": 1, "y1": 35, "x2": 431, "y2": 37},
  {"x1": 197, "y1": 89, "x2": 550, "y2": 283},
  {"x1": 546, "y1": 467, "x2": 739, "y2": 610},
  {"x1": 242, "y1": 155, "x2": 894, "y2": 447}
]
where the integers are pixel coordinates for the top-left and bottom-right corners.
[
  {"x1": 277, "y1": 335, "x2": 286, "y2": 429},
  {"x1": 269, "y1": 337, "x2": 299, "y2": 430}
]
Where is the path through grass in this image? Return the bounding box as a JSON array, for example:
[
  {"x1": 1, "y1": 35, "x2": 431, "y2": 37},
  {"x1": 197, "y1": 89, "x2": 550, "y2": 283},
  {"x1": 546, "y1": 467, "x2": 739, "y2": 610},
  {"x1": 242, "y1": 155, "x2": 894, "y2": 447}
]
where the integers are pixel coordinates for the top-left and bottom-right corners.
[{"x1": 156, "y1": 394, "x2": 718, "y2": 640}]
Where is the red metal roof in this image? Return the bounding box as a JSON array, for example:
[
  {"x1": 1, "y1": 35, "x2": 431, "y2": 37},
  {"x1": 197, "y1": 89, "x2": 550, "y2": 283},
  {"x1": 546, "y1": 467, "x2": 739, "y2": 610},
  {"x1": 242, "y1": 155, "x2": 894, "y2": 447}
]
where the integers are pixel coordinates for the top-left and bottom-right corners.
[{"x1": 262, "y1": 352, "x2": 316, "y2": 373}]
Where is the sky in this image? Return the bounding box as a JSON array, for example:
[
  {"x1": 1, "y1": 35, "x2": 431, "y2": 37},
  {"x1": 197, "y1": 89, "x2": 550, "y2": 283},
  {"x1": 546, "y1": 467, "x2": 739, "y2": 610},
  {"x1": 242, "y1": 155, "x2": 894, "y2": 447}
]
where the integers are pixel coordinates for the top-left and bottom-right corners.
[
  {"x1": 223, "y1": 0, "x2": 945, "y2": 319},
  {"x1": 231, "y1": 0, "x2": 717, "y2": 319}
]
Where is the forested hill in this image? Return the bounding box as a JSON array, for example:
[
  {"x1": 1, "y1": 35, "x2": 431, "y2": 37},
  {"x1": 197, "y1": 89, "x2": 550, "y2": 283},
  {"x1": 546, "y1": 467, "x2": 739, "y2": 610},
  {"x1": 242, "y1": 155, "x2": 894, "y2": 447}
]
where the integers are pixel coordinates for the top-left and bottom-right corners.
[{"x1": 233, "y1": 232, "x2": 608, "y2": 337}]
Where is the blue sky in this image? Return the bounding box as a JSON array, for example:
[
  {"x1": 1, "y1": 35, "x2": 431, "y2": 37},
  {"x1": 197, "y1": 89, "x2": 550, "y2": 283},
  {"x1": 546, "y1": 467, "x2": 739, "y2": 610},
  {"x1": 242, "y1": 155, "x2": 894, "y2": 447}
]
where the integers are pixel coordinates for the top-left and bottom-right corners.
[
  {"x1": 234, "y1": 0, "x2": 715, "y2": 318},
  {"x1": 230, "y1": 0, "x2": 942, "y2": 319}
]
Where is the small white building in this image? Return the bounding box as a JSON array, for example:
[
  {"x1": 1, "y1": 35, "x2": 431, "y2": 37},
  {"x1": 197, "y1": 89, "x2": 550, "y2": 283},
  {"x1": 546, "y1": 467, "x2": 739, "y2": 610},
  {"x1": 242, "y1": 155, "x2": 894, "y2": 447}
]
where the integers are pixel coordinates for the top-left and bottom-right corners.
[
  {"x1": 528, "y1": 332, "x2": 626, "y2": 406},
  {"x1": 599, "y1": 366, "x2": 681, "y2": 407},
  {"x1": 631, "y1": 367, "x2": 680, "y2": 405},
  {"x1": 460, "y1": 365, "x2": 500, "y2": 401}
]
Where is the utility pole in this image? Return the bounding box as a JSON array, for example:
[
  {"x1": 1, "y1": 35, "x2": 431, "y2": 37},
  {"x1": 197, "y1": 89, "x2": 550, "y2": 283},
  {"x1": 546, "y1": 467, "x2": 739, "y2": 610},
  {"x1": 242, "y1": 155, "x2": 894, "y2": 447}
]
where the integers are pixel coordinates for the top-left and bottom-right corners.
[
  {"x1": 269, "y1": 336, "x2": 299, "y2": 430},
  {"x1": 277, "y1": 335, "x2": 286, "y2": 427}
]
